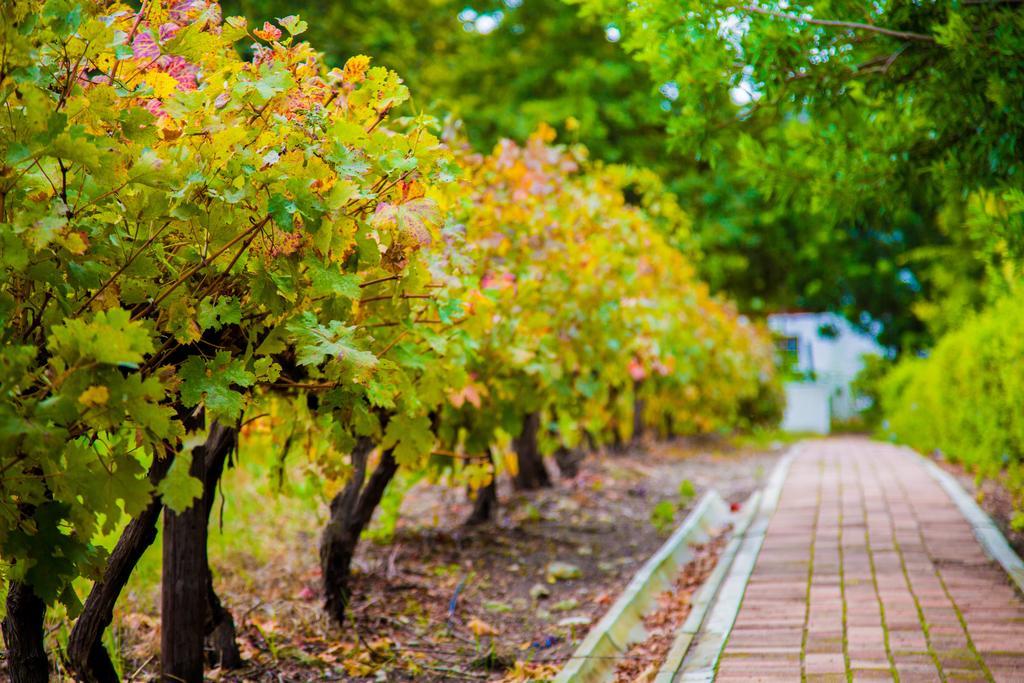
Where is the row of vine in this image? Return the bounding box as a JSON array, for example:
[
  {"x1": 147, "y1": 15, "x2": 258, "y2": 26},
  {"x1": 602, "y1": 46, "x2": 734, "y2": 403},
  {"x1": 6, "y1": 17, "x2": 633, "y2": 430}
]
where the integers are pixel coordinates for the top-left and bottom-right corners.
[{"x1": 0, "y1": 3, "x2": 780, "y2": 681}]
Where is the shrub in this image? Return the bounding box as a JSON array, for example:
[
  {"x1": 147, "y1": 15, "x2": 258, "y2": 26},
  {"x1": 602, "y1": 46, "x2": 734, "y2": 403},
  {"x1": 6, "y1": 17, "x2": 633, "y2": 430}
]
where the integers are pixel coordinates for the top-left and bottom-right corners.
[{"x1": 881, "y1": 295, "x2": 1024, "y2": 516}]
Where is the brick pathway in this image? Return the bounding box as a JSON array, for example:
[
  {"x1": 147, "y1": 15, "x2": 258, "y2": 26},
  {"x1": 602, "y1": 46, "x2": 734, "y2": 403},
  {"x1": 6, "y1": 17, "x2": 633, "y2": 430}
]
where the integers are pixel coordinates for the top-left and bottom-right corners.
[{"x1": 716, "y1": 438, "x2": 1024, "y2": 682}]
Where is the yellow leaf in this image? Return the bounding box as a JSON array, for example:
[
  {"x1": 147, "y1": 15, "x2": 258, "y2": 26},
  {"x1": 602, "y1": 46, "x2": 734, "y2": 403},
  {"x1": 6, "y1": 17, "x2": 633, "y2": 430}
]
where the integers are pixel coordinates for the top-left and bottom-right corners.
[
  {"x1": 467, "y1": 616, "x2": 500, "y2": 638},
  {"x1": 95, "y1": 53, "x2": 117, "y2": 71},
  {"x1": 145, "y1": 71, "x2": 179, "y2": 98},
  {"x1": 342, "y1": 54, "x2": 371, "y2": 84},
  {"x1": 503, "y1": 449, "x2": 519, "y2": 477},
  {"x1": 59, "y1": 231, "x2": 89, "y2": 255},
  {"x1": 78, "y1": 385, "x2": 110, "y2": 408}
]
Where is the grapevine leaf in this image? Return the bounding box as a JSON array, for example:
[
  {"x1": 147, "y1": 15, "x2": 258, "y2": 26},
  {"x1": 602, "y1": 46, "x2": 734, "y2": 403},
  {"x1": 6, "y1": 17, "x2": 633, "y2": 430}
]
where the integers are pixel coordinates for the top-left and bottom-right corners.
[
  {"x1": 162, "y1": 20, "x2": 222, "y2": 60},
  {"x1": 277, "y1": 15, "x2": 308, "y2": 36},
  {"x1": 197, "y1": 297, "x2": 242, "y2": 332},
  {"x1": 381, "y1": 413, "x2": 434, "y2": 466},
  {"x1": 306, "y1": 260, "x2": 361, "y2": 300},
  {"x1": 287, "y1": 312, "x2": 378, "y2": 371},
  {"x1": 371, "y1": 197, "x2": 441, "y2": 249},
  {"x1": 158, "y1": 452, "x2": 204, "y2": 513},
  {"x1": 48, "y1": 308, "x2": 154, "y2": 366},
  {"x1": 179, "y1": 352, "x2": 255, "y2": 420},
  {"x1": 5, "y1": 502, "x2": 85, "y2": 604},
  {"x1": 103, "y1": 451, "x2": 153, "y2": 519}
]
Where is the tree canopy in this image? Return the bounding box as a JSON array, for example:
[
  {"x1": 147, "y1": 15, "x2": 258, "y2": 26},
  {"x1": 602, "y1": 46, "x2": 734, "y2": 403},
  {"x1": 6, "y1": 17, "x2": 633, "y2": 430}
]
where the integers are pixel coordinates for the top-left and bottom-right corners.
[
  {"x1": 225, "y1": 0, "x2": 1024, "y2": 348},
  {"x1": 574, "y1": 0, "x2": 1024, "y2": 346},
  {"x1": 0, "y1": 4, "x2": 781, "y2": 679}
]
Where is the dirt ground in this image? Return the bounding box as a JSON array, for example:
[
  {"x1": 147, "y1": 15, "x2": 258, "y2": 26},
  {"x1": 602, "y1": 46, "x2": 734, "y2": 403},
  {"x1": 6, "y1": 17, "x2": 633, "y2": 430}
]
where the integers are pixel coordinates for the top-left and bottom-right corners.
[{"x1": 99, "y1": 437, "x2": 783, "y2": 681}]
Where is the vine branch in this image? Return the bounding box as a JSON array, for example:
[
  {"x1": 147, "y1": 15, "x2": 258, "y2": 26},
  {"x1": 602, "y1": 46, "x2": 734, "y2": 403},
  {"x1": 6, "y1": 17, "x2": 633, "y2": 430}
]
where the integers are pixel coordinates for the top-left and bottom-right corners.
[{"x1": 741, "y1": 5, "x2": 936, "y2": 43}]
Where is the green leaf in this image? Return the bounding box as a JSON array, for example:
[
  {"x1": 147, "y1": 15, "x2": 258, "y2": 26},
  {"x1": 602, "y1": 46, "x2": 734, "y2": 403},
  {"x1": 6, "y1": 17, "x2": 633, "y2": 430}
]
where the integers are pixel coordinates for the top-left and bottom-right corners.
[
  {"x1": 251, "y1": 62, "x2": 295, "y2": 101},
  {"x1": 197, "y1": 297, "x2": 242, "y2": 332},
  {"x1": 268, "y1": 192, "x2": 299, "y2": 228},
  {"x1": 277, "y1": 15, "x2": 308, "y2": 36},
  {"x1": 253, "y1": 357, "x2": 282, "y2": 383},
  {"x1": 179, "y1": 352, "x2": 255, "y2": 420},
  {"x1": 162, "y1": 20, "x2": 223, "y2": 60},
  {"x1": 381, "y1": 413, "x2": 434, "y2": 466},
  {"x1": 306, "y1": 260, "x2": 361, "y2": 300},
  {"x1": 158, "y1": 452, "x2": 204, "y2": 513},
  {"x1": 4, "y1": 501, "x2": 92, "y2": 605},
  {"x1": 48, "y1": 308, "x2": 154, "y2": 366},
  {"x1": 287, "y1": 312, "x2": 378, "y2": 371}
]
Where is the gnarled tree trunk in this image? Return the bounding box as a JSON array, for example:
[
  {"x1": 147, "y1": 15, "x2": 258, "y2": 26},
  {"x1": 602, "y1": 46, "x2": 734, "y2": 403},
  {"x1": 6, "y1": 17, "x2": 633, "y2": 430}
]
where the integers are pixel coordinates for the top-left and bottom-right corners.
[
  {"x1": 512, "y1": 412, "x2": 551, "y2": 490},
  {"x1": 465, "y1": 453, "x2": 499, "y2": 525},
  {"x1": 67, "y1": 454, "x2": 173, "y2": 682},
  {"x1": 321, "y1": 441, "x2": 399, "y2": 624},
  {"x1": 632, "y1": 381, "x2": 646, "y2": 445},
  {"x1": 554, "y1": 446, "x2": 584, "y2": 479},
  {"x1": 161, "y1": 423, "x2": 240, "y2": 683},
  {"x1": 465, "y1": 479, "x2": 497, "y2": 524},
  {"x1": 2, "y1": 579, "x2": 48, "y2": 683}
]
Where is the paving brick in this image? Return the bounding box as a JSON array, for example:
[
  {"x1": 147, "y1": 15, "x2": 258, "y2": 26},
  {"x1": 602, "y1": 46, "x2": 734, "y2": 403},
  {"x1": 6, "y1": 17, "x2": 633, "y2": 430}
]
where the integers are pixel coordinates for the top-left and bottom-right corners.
[
  {"x1": 850, "y1": 670, "x2": 895, "y2": 682},
  {"x1": 709, "y1": 438, "x2": 1024, "y2": 681},
  {"x1": 805, "y1": 675, "x2": 848, "y2": 683}
]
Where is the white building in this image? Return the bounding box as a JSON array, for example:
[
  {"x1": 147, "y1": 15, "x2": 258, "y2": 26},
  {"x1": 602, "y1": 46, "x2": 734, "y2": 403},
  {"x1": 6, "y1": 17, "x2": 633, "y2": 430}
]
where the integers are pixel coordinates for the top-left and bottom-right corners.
[{"x1": 767, "y1": 312, "x2": 886, "y2": 434}]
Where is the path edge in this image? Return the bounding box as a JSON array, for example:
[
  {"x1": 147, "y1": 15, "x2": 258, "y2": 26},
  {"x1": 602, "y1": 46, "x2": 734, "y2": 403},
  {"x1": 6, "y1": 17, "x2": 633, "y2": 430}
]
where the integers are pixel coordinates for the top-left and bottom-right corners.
[
  {"x1": 553, "y1": 489, "x2": 732, "y2": 683},
  {"x1": 917, "y1": 450, "x2": 1024, "y2": 595},
  {"x1": 650, "y1": 489, "x2": 762, "y2": 683},
  {"x1": 670, "y1": 443, "x2": 801, "y2": 682}
]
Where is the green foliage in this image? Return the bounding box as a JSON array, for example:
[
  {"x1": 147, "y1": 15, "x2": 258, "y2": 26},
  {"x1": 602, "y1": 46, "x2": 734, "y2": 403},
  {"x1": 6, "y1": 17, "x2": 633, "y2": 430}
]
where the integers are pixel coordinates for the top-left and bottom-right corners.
[
  {"x1": 677, "y1": 479, "x2": 696, "y2": 504},
  {"x1": 573, "y1": 0, "x2": 1024, "y2": 348},
  {"x1": 0, "y1": 0, "x2": 452, "y2": 610},
  {"x1": 232, "y1": 0, "x2": 1024, "y2": 350},
  {"x1": 157, "y1": 451, "x2": 204, "y2": 514},
  {"x1": 382, "y1": 414, "x2": 435, "y2": 467},
  {"x1": 650, "y1": 478, "x2": 698, "y2": 532},
  {"x1": 436, "y1": 127, "x2": 781, "y2": 456},
  {"x1": 880, "y1": 294, "x2": 1024, "y2": 514},
  {"x1": 1, "y1": 1, "x2": 781, "y2": 619},
  {"x1": 649, "y1": 500, "x2": 677, "y2": 534},
  {"x1": 850, "y1": 355, "x2": 896, "y2": 430},
  {"x1": 224, "y1": 0, "x2": 666, "y2": 163}
]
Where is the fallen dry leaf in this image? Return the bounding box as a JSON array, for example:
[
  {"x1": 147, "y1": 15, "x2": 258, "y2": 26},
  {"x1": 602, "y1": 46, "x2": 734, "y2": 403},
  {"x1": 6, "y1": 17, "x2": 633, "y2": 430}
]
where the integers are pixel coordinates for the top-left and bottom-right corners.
[{"x1": 467, "y1": 616, "x2": 500, "y2": 637}]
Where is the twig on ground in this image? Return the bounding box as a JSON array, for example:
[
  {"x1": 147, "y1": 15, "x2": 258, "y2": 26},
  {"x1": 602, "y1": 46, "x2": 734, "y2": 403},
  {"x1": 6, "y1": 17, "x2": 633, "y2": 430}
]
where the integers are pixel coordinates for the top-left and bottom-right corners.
[
  {"x1": 127, "y1": 655, "x2": 155, "y2": 681},
  {"x1": 420, "y1": 663, "x2": 487, "y2": 679}
]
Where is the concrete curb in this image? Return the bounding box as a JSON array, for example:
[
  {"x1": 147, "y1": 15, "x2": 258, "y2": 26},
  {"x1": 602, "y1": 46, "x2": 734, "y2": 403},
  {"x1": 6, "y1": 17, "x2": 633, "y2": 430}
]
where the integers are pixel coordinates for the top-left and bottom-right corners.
[
  {"x1": 918, "y1": 453, "x2": 1024, "y2": 596},
  {"x1": 669, "y1": 444, "x2": 801, "y2": 682},
  {"x1": 650, "y1": 490, "x2": 762, "y2": 683},
  {"x1": 553, "y1": 490, "x2": 732, "y2": 683}
]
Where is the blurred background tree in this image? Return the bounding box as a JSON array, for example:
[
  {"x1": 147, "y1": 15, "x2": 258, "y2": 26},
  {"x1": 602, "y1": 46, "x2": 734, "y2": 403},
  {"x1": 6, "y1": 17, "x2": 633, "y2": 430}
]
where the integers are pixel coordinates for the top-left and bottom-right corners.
[
  {"x1": 226, "y1": 0, "x2": 665, "y2": 161},
  {"x1": 225, "y1": 0, "x2": 1023, "y2": 350},
  {"x1": 573, "y1": 0, "x2": 1024, "y2": 348}
]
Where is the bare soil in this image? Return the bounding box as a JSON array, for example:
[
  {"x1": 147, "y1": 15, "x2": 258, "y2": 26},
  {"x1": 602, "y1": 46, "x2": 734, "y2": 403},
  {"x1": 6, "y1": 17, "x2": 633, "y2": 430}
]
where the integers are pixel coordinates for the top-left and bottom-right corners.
[{"x1": 66, "y1": 437, "x2": 784, "y2": 681}]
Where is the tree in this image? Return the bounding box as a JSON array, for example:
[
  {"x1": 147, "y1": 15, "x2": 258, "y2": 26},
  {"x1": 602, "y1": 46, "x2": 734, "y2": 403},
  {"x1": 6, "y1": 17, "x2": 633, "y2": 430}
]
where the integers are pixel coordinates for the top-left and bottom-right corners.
[
  {"x1": 224, "y1": 0, "x2": 982, "y2": 347},
  {"x1": 1, "y1": 3, "x2": 782, "y2": 679},
  {"x1": 224, "y1": 0, "x2": 667, "y2": 162},
  {"x1": 572, "y1": 0, "x2": 1024, "y2": 346},
  {"x1": 0, "y1": 2, "x2": 452, "y2": 679}
]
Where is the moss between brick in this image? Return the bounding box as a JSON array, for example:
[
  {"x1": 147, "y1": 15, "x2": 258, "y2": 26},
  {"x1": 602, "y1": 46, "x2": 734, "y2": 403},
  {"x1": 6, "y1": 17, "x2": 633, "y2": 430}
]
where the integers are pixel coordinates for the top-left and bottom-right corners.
[
  {"x1": 853, "y1": 459, "x2": 900, "y2": 682},
  {"x1": 805, "y1": 673, "x2": 847, "y2": 683},
  {"x1": 889, "y1": 470, "x2": 995, "y2": 683},
  {"x1": 800, "y1": 459, "x2": 826, "y2": 682},
  {"x1": 837, "y1": 465, "x2": 852, "y2": 683}
]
